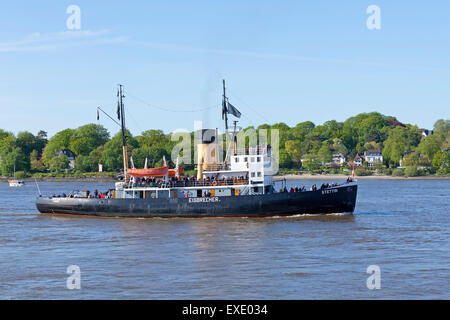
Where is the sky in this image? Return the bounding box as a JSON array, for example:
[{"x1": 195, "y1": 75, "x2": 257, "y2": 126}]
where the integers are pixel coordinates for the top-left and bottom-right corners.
[{"x1": 0, "y1": 0, "x2": 449, "y2": 138}]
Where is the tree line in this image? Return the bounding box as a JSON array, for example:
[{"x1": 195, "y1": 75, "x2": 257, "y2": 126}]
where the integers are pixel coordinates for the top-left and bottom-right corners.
[{"x1": 0, "y1": 112, "x2": 449, "y2": 177}]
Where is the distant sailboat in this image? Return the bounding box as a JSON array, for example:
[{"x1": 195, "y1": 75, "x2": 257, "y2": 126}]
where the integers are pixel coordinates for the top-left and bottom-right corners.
[{"x1": 8, "y1": 164, "x2": 24, "y2": 187}]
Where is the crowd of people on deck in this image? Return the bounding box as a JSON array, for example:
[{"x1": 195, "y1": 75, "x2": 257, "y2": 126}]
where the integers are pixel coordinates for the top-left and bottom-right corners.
[
  {"x1": 278, "y1": 178, "x2": 353, "y2": 193},
  {"x1": 50, "y1": 176, "x2": 354, "y2": 198},
  {"x1": 52, "y1": 189, "x2": 112, "y2": 199},
  {"x1": 129, "y1": 175, "x2": 249, "y2": 188}
]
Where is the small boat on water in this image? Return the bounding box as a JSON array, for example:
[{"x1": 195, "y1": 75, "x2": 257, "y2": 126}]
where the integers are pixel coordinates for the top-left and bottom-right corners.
[
  {"x1": 36, "y1": 82, "x2": 358, "y2": 217},
  {"x1": 9, "y1": 165, "x2": 25, "y2": 187},
  {"x1": 9, "y1": 180, "x2": 25, "y2": 187}
]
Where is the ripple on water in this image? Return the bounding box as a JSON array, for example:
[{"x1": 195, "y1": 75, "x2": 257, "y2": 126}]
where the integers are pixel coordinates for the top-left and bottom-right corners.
[{"x1": 0, "y1": 179, "x2": 449, "y2": 299}]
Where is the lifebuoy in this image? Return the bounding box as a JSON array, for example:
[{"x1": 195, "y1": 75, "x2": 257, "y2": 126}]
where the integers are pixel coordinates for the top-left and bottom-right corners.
[{"x1": 212, "y1": 180, "x2": 218, "y2": 186}]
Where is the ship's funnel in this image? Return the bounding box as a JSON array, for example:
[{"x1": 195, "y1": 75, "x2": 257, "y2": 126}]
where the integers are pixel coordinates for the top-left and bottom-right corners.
[{"x1": 197, "y1": 129, "x2": 218, "y2": 180}]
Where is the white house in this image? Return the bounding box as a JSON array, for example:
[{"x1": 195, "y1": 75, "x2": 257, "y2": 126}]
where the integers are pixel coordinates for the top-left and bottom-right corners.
[
  {"x1": 332, "y1": 153, "x2": 346, "y2": 166},
  {"x1": 364, "y1": 150, "x2": 383, "y2": 167},
  {"x1": 420, "y1": 129, "x2": 434, "y2": 138}
]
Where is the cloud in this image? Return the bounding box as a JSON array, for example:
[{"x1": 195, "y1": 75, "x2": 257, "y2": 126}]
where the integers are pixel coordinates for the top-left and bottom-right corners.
[
  {"x1": 0, "y1": 29, "x2": 127, "y2": 52},
  {"x1": 135, "y1": 41, "x2": 450, "y2": 73}
]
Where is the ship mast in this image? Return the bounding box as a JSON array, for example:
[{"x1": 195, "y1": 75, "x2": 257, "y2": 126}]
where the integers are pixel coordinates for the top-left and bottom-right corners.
[
  {"x1": 222, "y1": 79, "x2": 237, "y2": 165},
  {"x1": 222, "y1": 79, "x2": 228, "y2": 132},
  {"x1": 118, "y1": 84, "x2": 129, "y2": 183}
]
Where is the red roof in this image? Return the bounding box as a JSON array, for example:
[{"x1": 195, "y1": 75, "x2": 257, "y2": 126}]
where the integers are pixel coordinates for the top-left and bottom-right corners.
[{"x1": 386, "y1": 119, "x2": 406, "y2": 127}]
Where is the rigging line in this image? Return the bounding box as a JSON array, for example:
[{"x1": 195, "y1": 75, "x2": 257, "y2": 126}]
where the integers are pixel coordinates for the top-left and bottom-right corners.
[
  {"x1": 97, "y1": 106, "x2": 121, "y2": 127},
  {"x1": 124, "y1": 90, "x2": 220, "y2": 113},
  {"x1": 98, "y1": 101, "x2": 143, "y2": 135},
  {"x1": 227, "y1": 90, "x2": 271, "y2": 124},
  {"x1": 239, "y1": 113, "x2": 257, "y2": 129},
  {"x1": 125, "y1": 108, "x2": 144, "y2": 135}
]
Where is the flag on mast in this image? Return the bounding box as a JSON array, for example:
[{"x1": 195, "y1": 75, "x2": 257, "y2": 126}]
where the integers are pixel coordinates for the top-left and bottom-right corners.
[{"x1": 227, "y1": 101, "x2": 241, "y2": 118}]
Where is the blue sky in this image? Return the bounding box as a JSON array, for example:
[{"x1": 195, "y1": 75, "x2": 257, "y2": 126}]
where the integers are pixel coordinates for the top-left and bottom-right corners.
[{"x1": 1, "y1": 0, "x2": 449, "y2": 138}]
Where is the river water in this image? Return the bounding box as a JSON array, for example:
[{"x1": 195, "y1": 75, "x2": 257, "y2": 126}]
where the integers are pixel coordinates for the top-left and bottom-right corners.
[{"x1": 0, "y1": 179, "x2": 448, "y2": 299}]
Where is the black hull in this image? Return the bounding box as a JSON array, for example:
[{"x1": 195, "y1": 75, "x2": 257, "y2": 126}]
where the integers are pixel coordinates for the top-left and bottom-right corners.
[{"x1": 36, "y1": 184, "x2": 357, "y2": 218}]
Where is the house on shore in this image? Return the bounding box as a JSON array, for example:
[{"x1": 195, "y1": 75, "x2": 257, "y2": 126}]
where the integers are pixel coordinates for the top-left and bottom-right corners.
[
  {"x1": 420, "y1": 129, "x2": 434, "y2": 138},
  {"x1": 399, "y1": 150, "x2": 413, "y2": 168},
  {"x1": 332, "y1": 153, "x2": 346, "y2": 167},
  {"x1": 364, "y1": 150, "x2": 383, "y2": 167},
  {"x1": 353, "y1": 154, "x2": 364, "y2": 167},
  {"x1": 54, "y1": 149, "x2": 76, "y2": 169}
]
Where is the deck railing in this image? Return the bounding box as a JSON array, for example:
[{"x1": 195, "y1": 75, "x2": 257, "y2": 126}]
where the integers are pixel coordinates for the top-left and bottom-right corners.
[{"x1": 127, "y1": 179, "x2": 250, "y2": 189}]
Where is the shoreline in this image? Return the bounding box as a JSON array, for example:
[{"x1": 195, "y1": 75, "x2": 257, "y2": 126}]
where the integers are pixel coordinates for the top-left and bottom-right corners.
[
  {"x1": 1, "y1": 174, "x2": 449, "y2": 183},
  {"x1": 274, "y1": 174, "x2": 450, "y2": 181},
  {"x1": 0, "y1": 177, "x2": 117, "y2": 183}
]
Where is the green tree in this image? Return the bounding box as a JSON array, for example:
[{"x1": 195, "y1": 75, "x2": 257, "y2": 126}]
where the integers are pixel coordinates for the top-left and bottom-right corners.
[
  {"x1": 285, "y1": 140, "x2": 304, "y2": 168},
  {"x1": 271, "y1": 122, "x2": 292, "y2": 150},
  {"x1": 331, "y1": 138, "x2": 348, "y2": 155},
  {"x1": 404, "y1": 166, "x2": 419, "y2": 177},
  {"x1": 432, "y1": 151, "x2": 450, "y2": 175},
  {"x1": 69, "y1": 124, "x2": 110, "y2": 156},
  {"x1": 417, "y1": 135, "x2": 441, "y2": 160},
  {"x1": 30, "y1": 149, "x2": 45, "y2": 172},
  {"x1": 0, "y1": 147, "x2": 29, "y2": 176},
  {"x1": 100, "y1": 131, "x2": 138, "y2": 172},
  {"x1": 74, "y1": 155, "x2": 92, "y2": 172},
  {"x1": 302, "y1": 153, "x2": 319, "y2": 171},
  {"x1": 49, "y1": 154, "x2": 69, "y2": 173},
  {"x1": 133, "y1": 130, "x2": 174, "y2": 168},
  {"x1": 16, "y1": 131, "x2": 39, "y2": 156},
  {"x1": 382, "y1": 126, "x2": 421, "y2": 166},
  {"x1": 433, "y1": 119, "x2": 450, "y2": 138},
  {"x1": 42, "y1": 129, "x2": 75, "y2": 166},
  {"x1": 0, "y1": 131, "x2": 16, "y2": 155},
  {"x1": 401, "y1": 151, "x2": 430, "y2": 167},
  {"x1": 302, "y1": 135, "x2": 322, "y2": 155},
  {"x1": 88, "y1": 146, "x2": 104, "y2": 172},
  {"x1": 317, "y1": 143, "x2": 332, "y2": 164}
]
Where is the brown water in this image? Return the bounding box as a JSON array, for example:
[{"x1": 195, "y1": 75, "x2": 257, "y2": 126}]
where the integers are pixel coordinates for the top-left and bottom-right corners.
[{"x1": 0, "y1": 179, "x2": 448, "y2": 299}]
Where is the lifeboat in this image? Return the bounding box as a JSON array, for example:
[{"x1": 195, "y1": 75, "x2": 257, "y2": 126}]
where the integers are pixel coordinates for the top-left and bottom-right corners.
[{"x1": 127, "y1": 166, "x2": 182, "y2": 178}]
